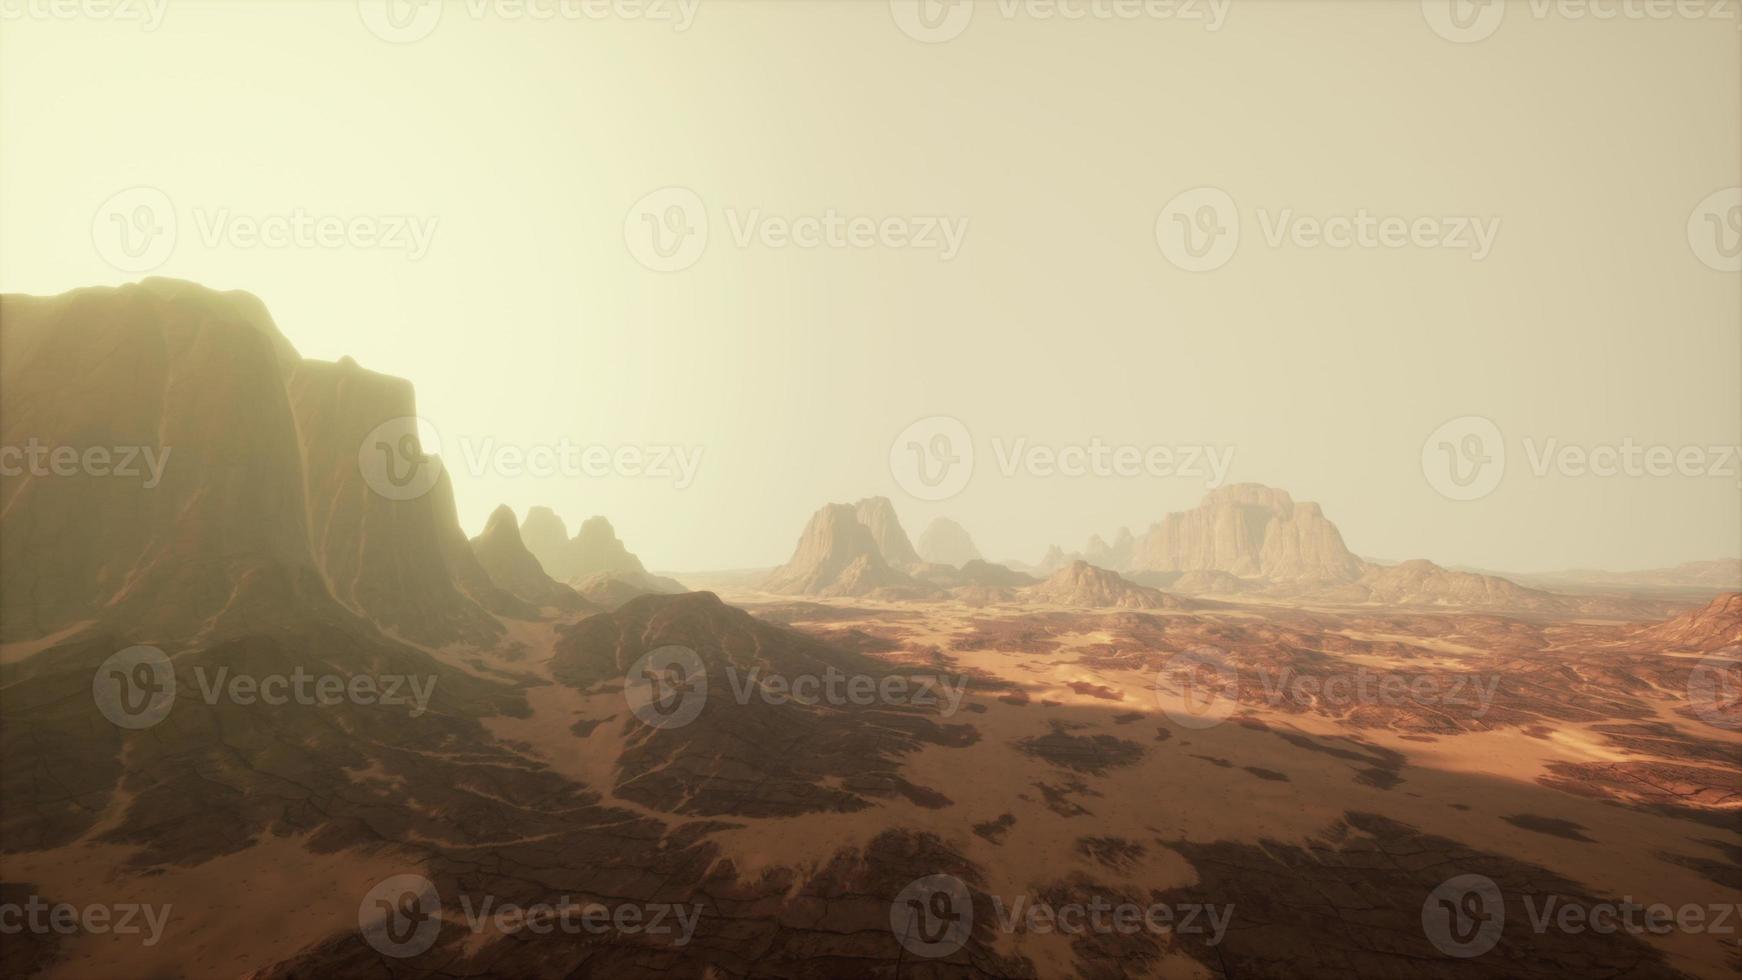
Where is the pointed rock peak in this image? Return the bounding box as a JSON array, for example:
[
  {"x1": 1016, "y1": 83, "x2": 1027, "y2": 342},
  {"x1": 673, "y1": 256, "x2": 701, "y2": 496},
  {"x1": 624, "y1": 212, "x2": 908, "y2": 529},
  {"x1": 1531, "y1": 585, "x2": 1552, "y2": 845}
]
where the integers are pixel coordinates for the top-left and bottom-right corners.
[
  {"x1": 481, "y1": 504, "x2": 521, "y2": 541},
  {"x1": 852, "y1": 496, "x2": 921, "y2": 568}
]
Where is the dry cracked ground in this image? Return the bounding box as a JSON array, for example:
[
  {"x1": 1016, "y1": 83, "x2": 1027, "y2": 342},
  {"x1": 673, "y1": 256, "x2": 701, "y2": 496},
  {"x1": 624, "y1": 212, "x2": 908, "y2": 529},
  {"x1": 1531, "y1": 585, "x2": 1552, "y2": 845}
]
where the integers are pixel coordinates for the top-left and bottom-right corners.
[{"x1": 2, "y1": 588, "x2": 1738, "y2": 979}]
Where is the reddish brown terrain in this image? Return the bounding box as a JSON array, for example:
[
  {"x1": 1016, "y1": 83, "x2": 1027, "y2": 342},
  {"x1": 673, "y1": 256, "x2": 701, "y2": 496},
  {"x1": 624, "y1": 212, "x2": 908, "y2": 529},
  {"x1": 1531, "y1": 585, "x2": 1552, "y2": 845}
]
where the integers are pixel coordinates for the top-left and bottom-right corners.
[{"x1": 1, "y1": 282, "x2": 1737, "y2": 979}]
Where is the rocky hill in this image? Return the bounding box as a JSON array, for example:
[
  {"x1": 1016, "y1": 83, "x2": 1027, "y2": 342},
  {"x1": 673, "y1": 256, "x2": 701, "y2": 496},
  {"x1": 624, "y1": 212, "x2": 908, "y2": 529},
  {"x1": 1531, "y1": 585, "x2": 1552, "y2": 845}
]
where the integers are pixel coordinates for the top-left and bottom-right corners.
[
  {"x1": 916, "y1": 516, "x2": 983, "y2": 566},
  {"x1": 1024, "y1": 560, "x2": 1193, "y2": 610}
]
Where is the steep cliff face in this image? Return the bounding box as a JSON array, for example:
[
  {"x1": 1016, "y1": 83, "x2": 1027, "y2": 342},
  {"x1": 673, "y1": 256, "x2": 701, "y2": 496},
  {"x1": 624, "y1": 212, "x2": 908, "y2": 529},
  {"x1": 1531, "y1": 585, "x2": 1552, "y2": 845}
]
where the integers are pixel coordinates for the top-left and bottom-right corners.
[
  {"x1": 1128, "y1": 484, "x2": 1364, "y2": 583},
  {"x1": 0, "y1": 279, "x2": 505, "y2": 646},
  {"x1": 287, "y1": 357, "x2": 505, "y2": 645},
  {"x1": 0, "y1": 279, "x2": 333, "y2": 641},
  {"x1": 763, "y1": 503, "x2": 913, "y2": 596}
]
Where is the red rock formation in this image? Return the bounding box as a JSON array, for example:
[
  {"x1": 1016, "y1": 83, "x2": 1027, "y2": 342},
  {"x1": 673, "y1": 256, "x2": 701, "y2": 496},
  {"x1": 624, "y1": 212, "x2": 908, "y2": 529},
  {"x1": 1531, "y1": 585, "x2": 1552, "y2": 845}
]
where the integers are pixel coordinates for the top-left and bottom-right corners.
[
  {"x1": 763, "y1": 503, "x2": 916, "y2": 596},
  {"x1": 1129, "y1": 484, "x2": 1365, "y2": 583}
]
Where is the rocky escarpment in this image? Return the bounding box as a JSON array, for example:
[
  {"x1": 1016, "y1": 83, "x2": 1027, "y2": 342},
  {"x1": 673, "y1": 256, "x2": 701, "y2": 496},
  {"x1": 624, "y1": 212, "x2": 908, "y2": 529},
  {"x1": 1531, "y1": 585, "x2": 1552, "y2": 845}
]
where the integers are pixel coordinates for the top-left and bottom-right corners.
[{"x1": 0, "y1": 278, "x2": 505, "y2": 646}]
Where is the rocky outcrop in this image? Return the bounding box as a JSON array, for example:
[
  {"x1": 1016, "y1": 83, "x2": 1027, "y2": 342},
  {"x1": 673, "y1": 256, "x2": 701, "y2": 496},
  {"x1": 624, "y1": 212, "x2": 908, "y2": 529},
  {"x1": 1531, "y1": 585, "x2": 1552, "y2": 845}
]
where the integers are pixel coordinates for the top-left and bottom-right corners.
[
  {"x1": 471, "y1": 505, "x2": 591, "y2": 612},
  {"x1": 551, "y1": 591, "x2": 969, "y2": 816},
  {"x1": 516, "y1": 509, "x2": 684, "y2": 593},
  {"x1": 1354, "y1": 559, "x2": 1560, "y2": 611},
  {"x1": 1632, "y1": 593, "x2": 1742, "y2": 651},
  {"x1": 1024, "y1": 561, "x2": 1192, "y2": 610},
  {"x1": 518, "y1": 505, "x2": 572, "y2": 574},
  {"x1": 916, "y1": 516, "x2": 983, "y2": 567},
  {"x1": 0, "y1": 279, "x2": 496, "y2": 644},
  {"x1": 764, "y1": 503, "x2": 916, "y2": 596},
  {"x1": 854, "y1": 496, "x2": 922, "y2": 569},
  {"x1": 1128, "y1": 484, "x2": 1364, "y2": 583}
]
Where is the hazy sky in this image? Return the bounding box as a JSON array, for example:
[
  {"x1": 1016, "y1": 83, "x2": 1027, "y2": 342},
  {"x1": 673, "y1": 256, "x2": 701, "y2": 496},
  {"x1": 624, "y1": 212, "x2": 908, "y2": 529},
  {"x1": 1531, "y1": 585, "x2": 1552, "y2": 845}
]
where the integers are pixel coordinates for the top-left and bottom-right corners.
[{"x1": 3, "y1": 1, "x2": 1739, "y2": 573}]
